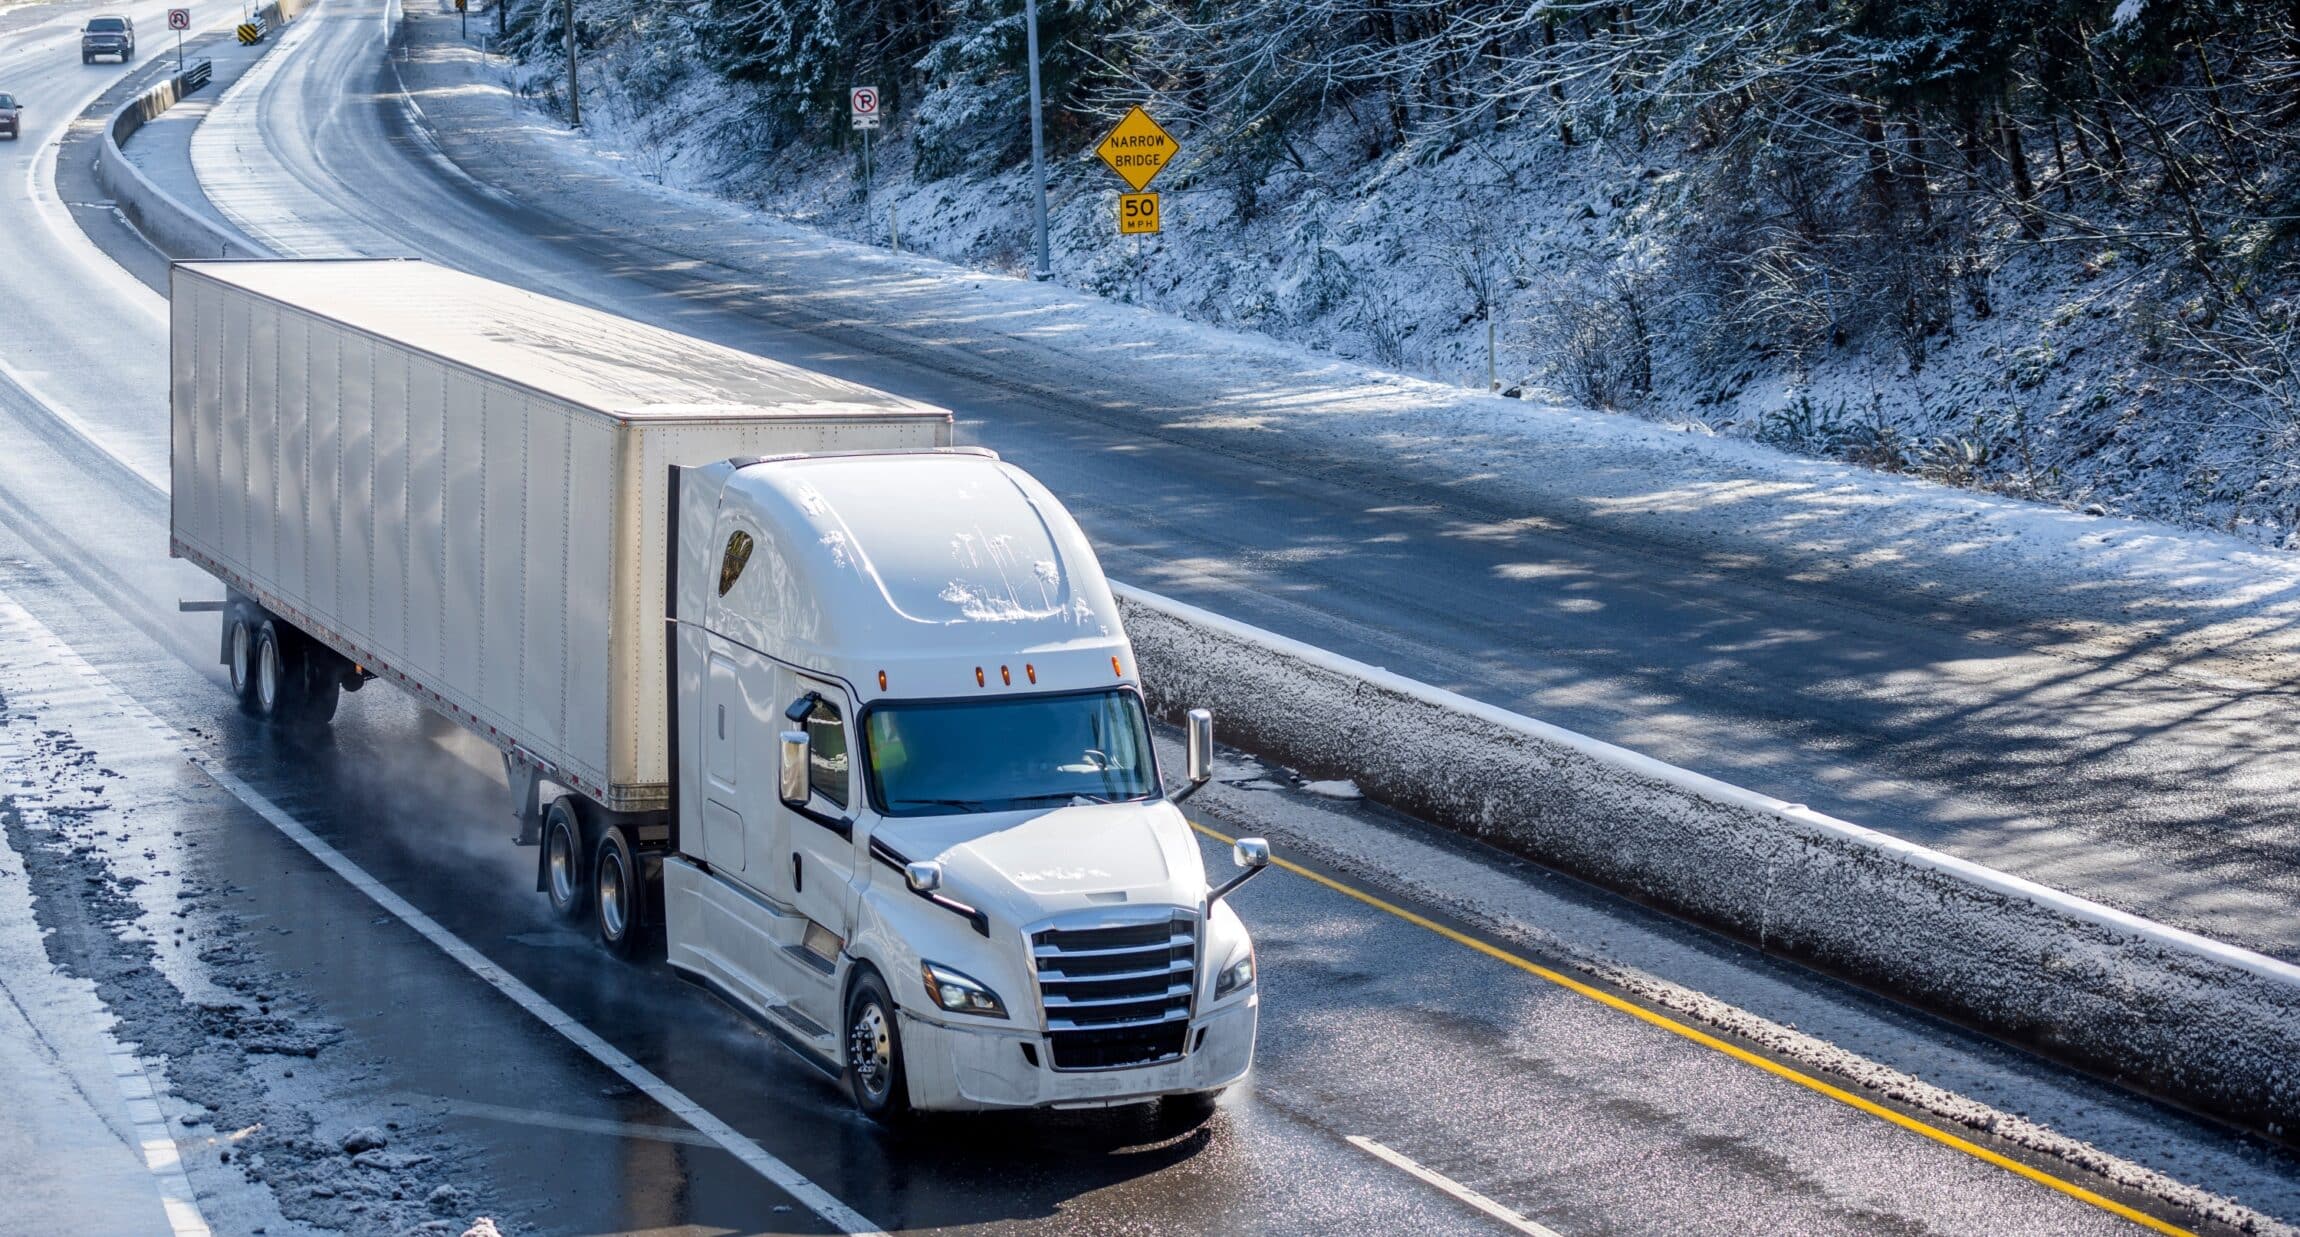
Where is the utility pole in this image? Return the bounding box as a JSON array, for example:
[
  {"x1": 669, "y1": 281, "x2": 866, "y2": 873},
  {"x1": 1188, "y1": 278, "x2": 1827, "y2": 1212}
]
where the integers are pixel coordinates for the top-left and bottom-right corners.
[
  {"x1": 564, "y1": 0, "x2": 579, "y2": 127},
  {"x1": 1023, "y1": 0, "x2": 1051, "y2": 280}
]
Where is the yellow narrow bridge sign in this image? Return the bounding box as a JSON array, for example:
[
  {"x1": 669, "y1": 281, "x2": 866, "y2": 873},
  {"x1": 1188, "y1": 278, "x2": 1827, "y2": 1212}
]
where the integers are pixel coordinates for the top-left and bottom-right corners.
[{"x1": 1096, "y1": 107, "x2": 1177, "y2": 192}]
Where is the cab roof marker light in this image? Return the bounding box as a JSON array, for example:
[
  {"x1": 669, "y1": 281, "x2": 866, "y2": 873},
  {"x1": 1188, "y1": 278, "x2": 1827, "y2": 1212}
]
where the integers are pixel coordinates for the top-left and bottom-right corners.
[
  {"x1": 1025, "y1": 664, "x2": 1036, "y2": 684},
  {"x1": 1000, "y1": 665, "x2": 1012, "y2": 686},
  {"x1": 975, "y1": 666, "x2": 986, "y2": 687},
  {"x1": 1112, "y1": 655, "x2": 1123, "y2": 678},
  {"x1": 878, "y1": 670, "x2": 888, "y2": 691}
]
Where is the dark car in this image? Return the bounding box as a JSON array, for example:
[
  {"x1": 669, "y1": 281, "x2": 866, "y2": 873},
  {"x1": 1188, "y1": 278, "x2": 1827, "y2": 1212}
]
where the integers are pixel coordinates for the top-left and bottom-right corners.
[
  {"x1": 0, "y1": 94, "x2": 20, "y2": 141},
  {"x1": 81, "y1": 16, "x2": 134, "y2": 64}
]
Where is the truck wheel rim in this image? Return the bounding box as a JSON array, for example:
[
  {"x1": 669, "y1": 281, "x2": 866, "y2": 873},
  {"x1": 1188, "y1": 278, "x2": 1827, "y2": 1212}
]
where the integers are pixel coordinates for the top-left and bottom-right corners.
[
  {"x1": 230, "y1": 623, "x2": 250, "y2": 691},
  {"x1": 598, "y1": 852, "x2": 627, "y2": 939},
  {"x1": 257, "y1": 638, "x2": 279, "y2": 711},
  {"x1": 547, "y1": 828, "x2": 576, "y2": 905},
  {"x1": 849, "y1": 1002, "x2": 891, "y2": 1101}
]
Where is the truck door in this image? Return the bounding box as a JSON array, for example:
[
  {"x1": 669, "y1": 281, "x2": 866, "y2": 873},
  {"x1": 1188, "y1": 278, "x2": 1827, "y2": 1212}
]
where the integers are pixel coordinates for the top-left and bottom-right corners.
[
  {"x1": 698, "y1": 639, "x2": 749, "y2": 874},
  {"x1": 785, "y1": 680, "x2": 859, "y2": 939}
]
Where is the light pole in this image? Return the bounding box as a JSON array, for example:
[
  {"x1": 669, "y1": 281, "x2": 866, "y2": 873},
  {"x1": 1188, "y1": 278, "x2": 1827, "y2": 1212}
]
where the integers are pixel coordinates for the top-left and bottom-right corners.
[
  {"x1": 564, "y1": 0, "x2": 579, "y2": 127},
  {"x1": 1022, "y1": 0, "x2": 1051, "y2": 280}
]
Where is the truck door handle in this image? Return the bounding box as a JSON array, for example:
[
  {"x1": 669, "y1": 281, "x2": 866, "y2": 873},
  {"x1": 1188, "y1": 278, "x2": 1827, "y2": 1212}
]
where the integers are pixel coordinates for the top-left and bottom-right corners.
[{"x1": 792, "y1": 852, "x2": 802, "y2": 893}]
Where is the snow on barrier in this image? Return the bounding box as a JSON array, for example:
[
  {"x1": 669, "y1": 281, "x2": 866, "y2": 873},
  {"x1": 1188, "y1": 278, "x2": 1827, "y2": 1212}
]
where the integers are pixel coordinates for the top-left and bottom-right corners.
[
  {"x1": 1117, "y1": 582, "x2": 2300, "y2": 1140},
  {"x1": 95, "y1": 67, "x2": 267, "y2": 260},
  {"x1": 93, "y1": 0, "x2": 309, "y2": 262}
]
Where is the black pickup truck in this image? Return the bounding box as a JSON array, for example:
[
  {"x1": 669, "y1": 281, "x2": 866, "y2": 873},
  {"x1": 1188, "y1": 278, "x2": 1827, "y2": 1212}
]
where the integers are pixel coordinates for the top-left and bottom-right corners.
[{"x1": 81, "y1": 15, "x2": 135, "y2": 64}]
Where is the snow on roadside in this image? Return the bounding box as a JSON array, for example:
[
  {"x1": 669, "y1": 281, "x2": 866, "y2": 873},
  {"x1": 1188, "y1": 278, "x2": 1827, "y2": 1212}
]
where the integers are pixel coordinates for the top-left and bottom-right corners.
[
  {"x1": 388, "y1": 15, "x2": 2300, "y2": 688},
  {"x1": 0, "y1": 591, "x2": 510, "y2": 1236}
]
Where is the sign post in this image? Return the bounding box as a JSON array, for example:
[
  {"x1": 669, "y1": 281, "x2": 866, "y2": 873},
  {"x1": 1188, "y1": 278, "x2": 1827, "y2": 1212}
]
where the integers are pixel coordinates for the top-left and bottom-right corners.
[
  {"x1": 1023, "y1": 0, "x2": 1051, "y2": 279},
  {"x1": 850, "y1": 85, "x2": 880, "y2": 221},
  {"x1": 167, "y1": 8, "x2": 189, "y2": 70},
  {"x1": 1096, "y1": 106, "x2": 1177, "y2": 236},
  {"x1": 456, "y1": 0, "x2": 466, "y2": 40}
]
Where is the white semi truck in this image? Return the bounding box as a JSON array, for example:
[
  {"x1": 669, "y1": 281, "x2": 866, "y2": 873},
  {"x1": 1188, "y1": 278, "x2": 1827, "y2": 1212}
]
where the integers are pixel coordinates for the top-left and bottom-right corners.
[{"x1": 169, "y1": 259, "x2": 1267, "y2": 1118}]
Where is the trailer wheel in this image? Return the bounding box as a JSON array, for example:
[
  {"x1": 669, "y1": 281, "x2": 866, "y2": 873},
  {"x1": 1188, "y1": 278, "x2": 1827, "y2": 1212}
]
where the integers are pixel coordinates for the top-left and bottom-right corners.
[
  {"x1": 592, "y1": 826, "x2": 645, "y2": 959},
  {"x1": 226, "y1": 615, "x2": 259, "y2": 711},
  {"x1": 541, "y1": 799, "x2": 588, "y2": 921},
  {"x1": 844, "y1": 968, "x2": 912, "y2": 1123},
  {"x1": 252, "y1": 621, "x2": 299, "y2": 721},
  {"x1": 253, "y1": 621, "x2": 337, "y2": 730},
  {"x1": 295, "y1": 647, "x2": 342, "y2": 727}
]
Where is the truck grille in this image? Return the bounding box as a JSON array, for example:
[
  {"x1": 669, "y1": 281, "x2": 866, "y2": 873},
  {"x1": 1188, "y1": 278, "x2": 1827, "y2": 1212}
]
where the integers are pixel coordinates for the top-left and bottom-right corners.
[{"x1": 1034, "y1": 913, "x2": 1195, "y2": 1071}]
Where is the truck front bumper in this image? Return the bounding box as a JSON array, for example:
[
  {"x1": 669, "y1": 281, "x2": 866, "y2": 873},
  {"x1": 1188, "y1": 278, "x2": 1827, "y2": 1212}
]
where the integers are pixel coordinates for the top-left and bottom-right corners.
[{"x1": 901, "y1": 993, "x2": 1258, "y2": 1111}]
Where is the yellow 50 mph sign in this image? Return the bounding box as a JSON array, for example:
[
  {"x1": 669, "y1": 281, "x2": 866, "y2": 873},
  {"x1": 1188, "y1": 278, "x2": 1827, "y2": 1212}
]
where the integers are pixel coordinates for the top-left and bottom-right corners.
[{"x1": 1097, "y1": 106, "x2": 1176, "y2": 235}]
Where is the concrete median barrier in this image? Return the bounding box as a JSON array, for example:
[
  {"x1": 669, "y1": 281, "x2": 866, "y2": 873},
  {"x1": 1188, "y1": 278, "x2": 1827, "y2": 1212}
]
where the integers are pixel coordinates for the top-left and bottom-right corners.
[
  {"x1": 92, "y1": 0, "x2": 310, "y2": 262},
  {"x1": 94, "y1": 64, "x2": 269, "y2": 260},
  {"x1": 1119, "y1": 582, "x2": 2300, "y2": 1143}
]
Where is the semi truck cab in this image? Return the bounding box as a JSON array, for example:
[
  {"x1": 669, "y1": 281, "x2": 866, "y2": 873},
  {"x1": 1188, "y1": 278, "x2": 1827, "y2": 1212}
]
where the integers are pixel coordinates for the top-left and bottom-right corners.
[{"x1": 665, "y1": 449, "x2": 1264, "y2": 1118}]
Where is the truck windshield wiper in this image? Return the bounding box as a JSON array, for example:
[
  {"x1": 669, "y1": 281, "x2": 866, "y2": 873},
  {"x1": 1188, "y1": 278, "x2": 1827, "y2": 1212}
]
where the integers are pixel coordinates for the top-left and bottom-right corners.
[
  {"x1": 1009, "y1": 792, "x2": 1112, "y2": 805},
  {"x1": 890, "y1": 798, "x2": 997, "y2": 811}
]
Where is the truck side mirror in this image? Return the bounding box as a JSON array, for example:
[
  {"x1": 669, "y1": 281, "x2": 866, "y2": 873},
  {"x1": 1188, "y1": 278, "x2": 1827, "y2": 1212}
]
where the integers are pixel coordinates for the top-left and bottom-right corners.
[
  {"x1": 1172, "y1": 708, "x2": 1214, "y2": 804},
  {"x1": 905, "y1": 861, "x2": 944, "y2": 894},
  {"x1": 778, "y1": 729, "x2": 810, "y2": 807},
  {"x1": 1210, "y1": 837, "x2": 1271, "y2": 904},
  {"x1": 1186, "y1": 709, "x2": 1213, "y2": 784}
]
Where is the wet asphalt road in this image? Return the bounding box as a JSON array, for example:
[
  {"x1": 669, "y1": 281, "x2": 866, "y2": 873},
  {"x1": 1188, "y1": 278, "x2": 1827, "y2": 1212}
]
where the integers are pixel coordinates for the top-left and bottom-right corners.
[
  {"x1": 114, "y1": 0, "x2": 2300, "y2": 961},
  {"x1": 0, "y1": 493, "x2": 2194, "y2": 1235},
  {"x1": 0, "y1": 1, "x2": 2295, "y2": 1232}
]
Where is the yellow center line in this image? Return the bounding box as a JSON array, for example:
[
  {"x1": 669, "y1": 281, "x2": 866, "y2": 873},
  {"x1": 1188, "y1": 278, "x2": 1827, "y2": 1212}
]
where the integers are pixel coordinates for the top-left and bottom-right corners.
[{"x1": 1192, "y1": 821, "x2": 2192, "y2": 1237}]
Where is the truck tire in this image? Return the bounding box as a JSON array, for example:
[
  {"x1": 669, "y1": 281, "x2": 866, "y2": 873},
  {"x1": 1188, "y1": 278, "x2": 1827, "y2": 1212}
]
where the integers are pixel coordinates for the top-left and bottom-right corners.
[
  {"x1": 253, "y1": 620, "x2": 338, "y2": 730},
  {"x1": 541, "y1": 798, "x2": 588, "y2": 921},
  {"x1": 1158, "y1": 1089, "x2": 1223, "y2": 1129},
  {"x1": 294, "y1": 642, "x2": 343, "y2": 727},
  {"x1": 843, "y1": 968, "x2": 912, "y2": 1123},
  {"x1": 226, "y1": 615, "x2": 259, "y2": 711},
  {"x1": 592, "y1": 825, "x2": 645, "y2": 959},
  {"x1": 252, "y1": 621, "x2": 301, "y2": 722}
]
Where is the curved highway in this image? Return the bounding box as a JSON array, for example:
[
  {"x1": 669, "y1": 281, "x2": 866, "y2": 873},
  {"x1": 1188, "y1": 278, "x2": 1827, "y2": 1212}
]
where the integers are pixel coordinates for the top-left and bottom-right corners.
[
  {"x1": 0, "y1": 0, "x2": 2295, "y2": 1233},
  {"x1": 161, "y1": 0, "x2": 2300, "y2": 964}
]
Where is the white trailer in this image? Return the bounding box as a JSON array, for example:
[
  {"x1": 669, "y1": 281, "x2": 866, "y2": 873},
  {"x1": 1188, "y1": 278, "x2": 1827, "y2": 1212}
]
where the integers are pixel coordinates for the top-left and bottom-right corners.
[
  {"x1": 171, "y1": 259, "x2": 1268, "y2": 1119},
  {"x1": 170, "y1": 258, "x2": 948, "y2": 810}
]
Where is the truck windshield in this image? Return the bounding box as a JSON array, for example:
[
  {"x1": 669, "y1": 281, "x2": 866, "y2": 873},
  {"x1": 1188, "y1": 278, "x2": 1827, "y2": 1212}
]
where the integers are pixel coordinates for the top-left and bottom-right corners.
[{"x1": 865, "y1": 689, "x2": 1160, "y2": 816}]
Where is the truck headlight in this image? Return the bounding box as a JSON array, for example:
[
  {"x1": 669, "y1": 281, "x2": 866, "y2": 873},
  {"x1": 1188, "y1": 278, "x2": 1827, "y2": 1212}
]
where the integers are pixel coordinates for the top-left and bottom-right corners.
[
  {"x1": 1213, "y1": 947, "x2": 1255, "y2": 999},
  {"x1": 920, "y1": 961, "x2": 1008, "y2": 1018}
]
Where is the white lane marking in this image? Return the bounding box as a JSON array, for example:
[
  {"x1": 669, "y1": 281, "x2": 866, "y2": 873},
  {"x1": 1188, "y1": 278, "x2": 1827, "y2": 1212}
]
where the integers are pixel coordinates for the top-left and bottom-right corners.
[
  {"x1": 109, "y1": 1047, "x2": 215, "y2": 1237},
  {"x1": 413, "y1": 1095, "x2": 724, "y2": 1149},
  {"x1": 0, "y1": 592, "x2": 887, "y2": 1237},
  {"x1": 1346, "y1": 1135, "x2": 1563, "y2": 1237}
]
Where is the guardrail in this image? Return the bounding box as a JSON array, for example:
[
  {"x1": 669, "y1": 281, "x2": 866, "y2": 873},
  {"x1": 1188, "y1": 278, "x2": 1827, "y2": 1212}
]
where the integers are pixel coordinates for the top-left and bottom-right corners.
[
  {"x1": 94, "y1": 60, "x2": 268, "y2": 260},
  {"x1": 1117, "y1": 582, "x2": 2300, "y2": 1144}
]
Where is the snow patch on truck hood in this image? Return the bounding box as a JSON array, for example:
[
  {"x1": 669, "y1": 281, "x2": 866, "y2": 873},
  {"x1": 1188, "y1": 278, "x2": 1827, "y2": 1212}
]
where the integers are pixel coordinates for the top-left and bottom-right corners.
[{"x1": 875, "y1": 801, "x2": 1207, "y2": 923}]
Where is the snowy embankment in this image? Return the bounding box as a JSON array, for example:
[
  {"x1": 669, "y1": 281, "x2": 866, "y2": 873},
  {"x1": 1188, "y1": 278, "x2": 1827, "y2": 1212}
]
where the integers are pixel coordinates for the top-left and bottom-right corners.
[
  {"x1": 1121, "y1": 583, "x2": 2300, "y2": 1141},
  {"x1": 383, "y1": 20, "x2": 2300, "y2": 694}
]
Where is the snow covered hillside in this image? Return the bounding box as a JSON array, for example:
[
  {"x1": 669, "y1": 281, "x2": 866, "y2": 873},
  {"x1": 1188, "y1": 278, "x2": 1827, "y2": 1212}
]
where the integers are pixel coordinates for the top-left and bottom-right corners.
[{"x1": 485, "y1": 0, "x2": 2299, "y2": 549}]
